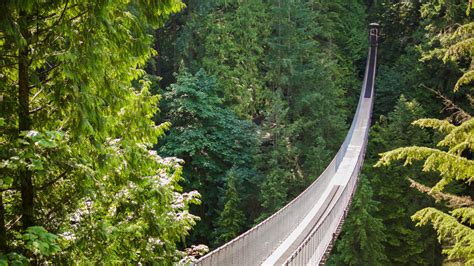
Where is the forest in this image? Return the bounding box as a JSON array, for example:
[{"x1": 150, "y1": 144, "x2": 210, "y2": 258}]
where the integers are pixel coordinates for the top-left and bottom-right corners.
[{"x1": 0, "y1": 0, "x2": 472, "y2": 265}]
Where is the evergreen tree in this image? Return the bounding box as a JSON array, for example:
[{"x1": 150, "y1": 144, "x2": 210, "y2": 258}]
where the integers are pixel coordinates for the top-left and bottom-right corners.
[
  {"x1": 362, "y1": 96, "x2": 443, "y2": 265},
  {"x1": 376, "y1": 6, "x2": 473, "y2": 260},
  {"x1": 172, "y1": 0, "x2": 271, "y2": 119},
  {"x1": 158, "y1": 70, "x2": 260, "y2": 246},
  {"x1": 213, "y1": 168, "x2": 246, "y2": 246},
  {"x1": 327, "y1": 176, "x2": 387, "y2": 266},
  {"x1": 256, "y1": 91, "x2": 292, "y2": 219},
  {"x1": 375, "y1": 1, "x2": 473, "y2": 263},
  {"x1": 153, "y1": 0, "x2": 369, "y2": 227},
  {"x1": 257, "y1": 0, "x2": 359, "y2": 220},
  {"x1": 377, "y1": 115, "x2": 474, "y2": 264}
]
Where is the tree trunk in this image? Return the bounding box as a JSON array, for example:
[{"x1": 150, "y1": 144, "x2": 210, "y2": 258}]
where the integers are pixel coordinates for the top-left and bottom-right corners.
[
  {"x1": 18, "y1": 12, "x2": 35, "y2": 229},
  {"x1": 0, "y1": 193, "x2": 6, "y2": 252}
]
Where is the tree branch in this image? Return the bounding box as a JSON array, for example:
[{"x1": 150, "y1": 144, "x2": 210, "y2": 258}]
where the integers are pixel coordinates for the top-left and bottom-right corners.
[
  {"x1": 29, "y1": 75, "x2": 55, "y2": 89},
  {"x1": 44, "y1": 62, "x2": 61, "y2": 73},
  {"x1": 34, "y1": 0, "x2": 70, "y2": 39},
  {"x1": 37, "y1": 9, "x2": 88, "y2": 46},
  {"x1": 5, "y1": 215, "x2": 22, "y2": 231},
  {"x1": 28, "y1": 103, "x2": 51, "y2": 114},
  {"x1": 0, "y1": 186, "x2": 19, "y2": 193},
  {"x1": 408, "y1": 178, "x2": 474, "y2": 208},
  {"x1": 424, "y1": 85, "x2": 471, "y2": 123},
  {"x1": 38, "y1": 169, "x2": 70, "y2": 191}
]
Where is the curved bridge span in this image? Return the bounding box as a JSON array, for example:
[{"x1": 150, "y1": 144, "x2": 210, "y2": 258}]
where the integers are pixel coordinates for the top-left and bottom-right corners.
[{"x1": 194, "y1": 23, "x2": 380, "y2": 266}]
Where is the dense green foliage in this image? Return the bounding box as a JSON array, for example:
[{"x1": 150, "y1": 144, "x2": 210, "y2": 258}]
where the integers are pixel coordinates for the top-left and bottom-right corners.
[
  {"x1": 331, "y1": 0, "x2": 472, "y2": 264},
  {"x1": 1, "y1": 0, "x2": 471, "y2": 264},
  {"x1": 0, "y1": 1, "x2": 200, "y2": 264},
  {"x1": 176, "y1": 0, "x2": 270, "y2": 119},
  {"x1": 375, "y1": 4, "x2": 474, "y2": 260},
  {"x1": 378, "y1": 117, "x2": 474, "y2": 264},
  {"x1": 152, "y1": 0, "x2": 369, "y2": 247},
  {"x1": 157, "y1": 70, "x2": 260, "y2": 246}
]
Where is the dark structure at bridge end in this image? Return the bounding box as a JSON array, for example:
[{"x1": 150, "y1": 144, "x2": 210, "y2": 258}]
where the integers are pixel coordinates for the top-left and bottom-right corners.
[
  {"x1": 369, "y1": 23, "x2": 380, "y2": 47},
  {"x1": 364, "y1": 23, "x2": 380, "y2": 98}
]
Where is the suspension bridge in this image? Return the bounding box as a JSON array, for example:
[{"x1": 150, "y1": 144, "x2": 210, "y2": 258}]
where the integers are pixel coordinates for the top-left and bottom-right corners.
[{"x1": 194, "y1": 23, "x2": 380, "y2": 266}]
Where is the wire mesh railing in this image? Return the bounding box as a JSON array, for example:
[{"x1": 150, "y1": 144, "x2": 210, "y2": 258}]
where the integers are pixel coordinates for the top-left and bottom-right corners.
[{"x1": 283, "y1": 106, "x2": 370, "y2": 265}]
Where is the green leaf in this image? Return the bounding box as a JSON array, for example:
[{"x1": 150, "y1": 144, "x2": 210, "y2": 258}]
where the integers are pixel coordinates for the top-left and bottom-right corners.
[
  {"x1": 37, "y1": 139, "x2": 56, "y2": 148},
  {"x1": 29, "y1": 159, "x2": 44, "y2": 171}
]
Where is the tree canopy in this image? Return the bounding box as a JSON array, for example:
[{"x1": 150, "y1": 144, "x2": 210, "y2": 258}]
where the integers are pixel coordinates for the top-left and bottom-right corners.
[
  {"x1": 1, "y1": 0, "x2": 472, "y2": 264},
  {"x1": 0, "y1": 0, "x2": 199, "y2": 264}
]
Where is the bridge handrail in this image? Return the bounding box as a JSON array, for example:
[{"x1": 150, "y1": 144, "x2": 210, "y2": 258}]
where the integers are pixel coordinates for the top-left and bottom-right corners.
[{"x1": 284, "y1": 95, "x2": 372, "y2": 265}]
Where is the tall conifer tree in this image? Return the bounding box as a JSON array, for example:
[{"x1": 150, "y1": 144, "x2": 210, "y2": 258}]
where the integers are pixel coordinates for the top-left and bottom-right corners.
[{"x1": 327, "y1": 176, "x2": 387, "y2": 266}]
